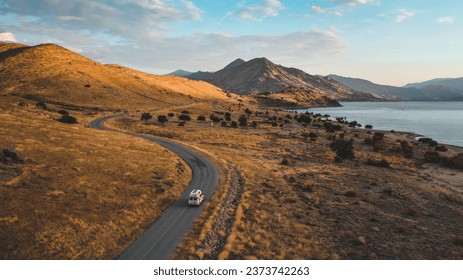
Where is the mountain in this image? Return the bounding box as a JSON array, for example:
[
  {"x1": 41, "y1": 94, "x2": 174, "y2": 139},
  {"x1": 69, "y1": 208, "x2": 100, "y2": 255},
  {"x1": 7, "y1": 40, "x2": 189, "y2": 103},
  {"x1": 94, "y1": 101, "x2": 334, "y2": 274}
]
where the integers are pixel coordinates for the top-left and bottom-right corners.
[
  {"x1": 0, "y1": 42, "x2": 228, "y2": 110},
  {"x1": 329, "y1": 74, "x2": 463, "y2": 101},
  {"x1": 404, "y1": 77, "x2": 463, "y2": 90},
  {"x1": 183, "y1": 57, "x2": 377, "y2": 101},
  {"x1": 167, "y1": 69, "x2": 193, "y2": 77}
]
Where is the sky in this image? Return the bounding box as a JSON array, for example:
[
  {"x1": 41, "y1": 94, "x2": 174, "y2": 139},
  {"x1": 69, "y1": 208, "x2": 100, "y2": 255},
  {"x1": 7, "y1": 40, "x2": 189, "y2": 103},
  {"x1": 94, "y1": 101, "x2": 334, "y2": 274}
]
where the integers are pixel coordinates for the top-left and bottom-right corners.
[{"x1": 0, "y1": 0, "x2": 462, "y2": 86}]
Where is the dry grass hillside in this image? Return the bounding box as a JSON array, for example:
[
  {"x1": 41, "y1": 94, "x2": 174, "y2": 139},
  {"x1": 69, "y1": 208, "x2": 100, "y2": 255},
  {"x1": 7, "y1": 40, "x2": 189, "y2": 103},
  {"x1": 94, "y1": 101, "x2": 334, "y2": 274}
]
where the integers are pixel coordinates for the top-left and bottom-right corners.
[
  {"x1": 0, "y1": 42, "x2": 228, "y2": 111},
  {"x1": 0, "y1": 95, "x2": 192, "y2": 259}
]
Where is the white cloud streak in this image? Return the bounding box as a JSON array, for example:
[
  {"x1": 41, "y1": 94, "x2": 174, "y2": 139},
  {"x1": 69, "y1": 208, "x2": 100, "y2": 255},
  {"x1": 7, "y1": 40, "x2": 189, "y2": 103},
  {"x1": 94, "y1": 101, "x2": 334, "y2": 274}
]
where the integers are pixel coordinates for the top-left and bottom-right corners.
[
  {"x1": 329, "y1": 0, "x2": 377, "y2": 6},
  {"x1": 436, "y1": 16, "x2": 454, "y2": 24},
  {"x1": 229, "y1": 0, "x2": 283, "y2": 20},
  {"x1": 396, "y1": 9, "x2": 415, "y2": 23},
  {"x1": 0, "y1": 32, "x2": 17, "y2": 42},
  {"x1": 311, "y1": 5, "x2": 342, "y2": 16}
]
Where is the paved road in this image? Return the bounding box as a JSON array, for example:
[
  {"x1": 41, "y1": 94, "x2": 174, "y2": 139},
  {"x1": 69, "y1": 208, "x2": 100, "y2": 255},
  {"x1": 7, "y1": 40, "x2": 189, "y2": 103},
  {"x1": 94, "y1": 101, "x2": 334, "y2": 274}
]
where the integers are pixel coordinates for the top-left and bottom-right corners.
[{"x1": 89, "y1": 115, "x2": 218, "y2": 260}]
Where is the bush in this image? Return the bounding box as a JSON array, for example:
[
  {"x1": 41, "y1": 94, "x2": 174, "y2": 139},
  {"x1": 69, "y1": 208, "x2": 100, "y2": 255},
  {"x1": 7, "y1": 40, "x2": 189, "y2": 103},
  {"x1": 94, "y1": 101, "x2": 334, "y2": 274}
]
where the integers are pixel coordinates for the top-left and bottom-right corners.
[
  {"x1": 18, "y1": 101, "x2": 28, "y2": 107},
  {"x1": 178, "y1": 114, "x2": 191, "y2": 121},
  {"x1": 0, "y1": 149, "x2": 23, "y2": 163},
  {"x1": 297, "y1": 115, "x2": 311, "y2": 124},
  {"x1": 330, "y1": 139, "x2": 355, "y2": 161},
  {"x1": 435, "y1": 145, "x2": 448, "y2": 152},
  {"x1": 221, "y1": 121, "x2": 227, "y2": 127},
  {"x1": 209, "y1": 114, "x2": 220, "y2": 123},
  {"x1": 36, "y1": 102, "x2": 48, "y2": 110},
  {"x1": 308, "y1": 132, "x2": 317, "y2": 139},
  {"x1": 58, "y1": 115, "x2": 77, "y2": 124},
  {"x1": 365, "y1": 124, "x2": 373, "y2": 129},
  {"x1": 366, "y1": 158, "x2": 390, "y2": 168},
  {"x1": 197, "y1": 115, "x2": 206, "y2": 121},
  {"x1": 441, "y1": 154, "x2": 463, "y2": 170},
  {"x1": 238, "y1": 115, "x2": 248, "y2": 127},
  {"x1": 168, "y1": 112, "x2": 175, "y2": 118},
  {"x1": 230, "y1": 121, "x2": 238, "y2": 128},
  {"x1": 58, "y1": 110, "x2": 69, "y2": 116},
  {"x1": 418, "y1": 137, "x2": 438, "y2": 147},
  {"x1": 251, "y1": 121, "x2": 258, "y2": 128},
  {"x1": 424, "y1": 151, "x2": 440, "y2": 163},
  {"x1": 400, "y1": 140, "x2": 414, "y2": 158},
  {"x1": 281, "y1": 159, "x2": 289, "y2": 166},
  {"x1": 157, "y1": 115, "x2": 168, "y2": 124},
  {"x1": 141, "y1": 112, "x2": 152, "y2": 121}
]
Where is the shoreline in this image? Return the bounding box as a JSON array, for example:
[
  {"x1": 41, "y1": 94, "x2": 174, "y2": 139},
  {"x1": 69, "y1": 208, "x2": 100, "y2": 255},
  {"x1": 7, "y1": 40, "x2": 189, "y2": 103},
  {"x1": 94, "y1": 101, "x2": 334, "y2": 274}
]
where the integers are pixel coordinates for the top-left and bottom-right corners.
[{"x1": 299, "y1": 101, "x2": 463, "y2": 149}]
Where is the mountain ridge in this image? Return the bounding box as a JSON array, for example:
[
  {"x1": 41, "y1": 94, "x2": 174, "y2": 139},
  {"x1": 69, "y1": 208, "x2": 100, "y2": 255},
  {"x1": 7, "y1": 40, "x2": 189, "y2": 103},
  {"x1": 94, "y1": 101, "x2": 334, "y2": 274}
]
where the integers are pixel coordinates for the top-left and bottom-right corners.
[{"x1": 182, "y1": 57, "x2": 377, "y2": 101}]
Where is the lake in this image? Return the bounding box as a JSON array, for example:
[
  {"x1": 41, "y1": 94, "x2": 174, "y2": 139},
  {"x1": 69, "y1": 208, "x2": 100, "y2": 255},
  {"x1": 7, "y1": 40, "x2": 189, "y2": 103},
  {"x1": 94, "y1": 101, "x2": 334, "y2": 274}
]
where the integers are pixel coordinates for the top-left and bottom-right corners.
[{"x1": 301, "y1": 101, "x2": 463, "y2": 147}]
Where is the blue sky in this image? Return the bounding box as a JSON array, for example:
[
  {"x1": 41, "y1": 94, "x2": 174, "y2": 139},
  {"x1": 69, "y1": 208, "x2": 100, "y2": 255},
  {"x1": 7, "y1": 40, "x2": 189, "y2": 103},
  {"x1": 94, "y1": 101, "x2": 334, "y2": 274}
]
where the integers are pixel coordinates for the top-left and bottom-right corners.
[{"x1": 0, "y1": 0, "x2": 462, "y2": 86}]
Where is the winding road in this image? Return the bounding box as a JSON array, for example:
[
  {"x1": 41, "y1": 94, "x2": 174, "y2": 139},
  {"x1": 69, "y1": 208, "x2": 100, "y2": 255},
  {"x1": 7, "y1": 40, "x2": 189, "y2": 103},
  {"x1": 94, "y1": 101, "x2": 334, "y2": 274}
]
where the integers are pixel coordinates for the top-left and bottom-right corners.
[{"x1": 89, "y1": 114, "x2": 218, "y2": 260}]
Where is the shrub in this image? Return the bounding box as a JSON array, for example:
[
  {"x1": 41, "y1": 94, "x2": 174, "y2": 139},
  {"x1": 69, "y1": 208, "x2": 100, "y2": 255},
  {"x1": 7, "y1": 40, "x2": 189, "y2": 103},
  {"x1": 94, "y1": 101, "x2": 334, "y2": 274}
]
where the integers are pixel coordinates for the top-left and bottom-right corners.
[
  {"x1": 418, "y1": 137, "x2": 438, "y2": 147},
  {"x1": 58, "y1": 110, "x2": 69, "y2": 116},
  {"x1": 230, "y1": 121, "x2": 238, "y2": 128},
  {"x1": 366, "y1": 158, "x2": 390, "y2": 168},
  {"x1": 182, "y1": 110, "x2": 189, "y2": 114},
  {"x1": 424, "y1": 151, "x2": 440, "y2": 163},
  {"x1": 197, "y1": 115, "x2": 206, "y2": 121},
  {"x1": 157, "y1": 115, "x2": 168, "y2": 124},
  {"x1": 221, "y1": 121, "x2": 227, "y2": 127},
  {"x1": 84, "y1": 84, "x2": 91, "y2": 88},
  {"x1": 435, "y1": 145, "x2": 448, "y2": 152},
  {"x1": 297, "y1": 115, "x2": 312, "y2": 124},
  {"x1": 178, "y1": 122, "x2": 185, "y2": 126},
  {"x1": 209, "y1": 114, "x2": 220, "y2": 123},
  {"x1": 365, "y1": 124, "x2": 373, "y2": 129},
  {"x1": 251, "y1": 121, "x2": 258, "y2": 128},
  {"x1": 178, "y1": 114, "x2": 191, "y2": 121},
  {"x1": 36, "y1": 102, "x2": 48, "y2": 110},
  {"x1": 373, "y1": 140, "x2": 385, "y2": 151},
  {"x1": 244, "y1": 108, "x2": 252, "y2": 115},
  {"x1": 141, "y1": 112, "x2": 152, "y2": 121},
  {"x1": 330, "y1": 139, "x2": 355, "y2": 161},
  {"x1": 168, "y1": 112, "x2": 175, "y2": 118},
  {"x1": 441, "y1": 153, "x2": 463, "y2": 170},
  {"x1": 308, "y1": 132, "x2": 317, "y2": 139},
  {"x1": 238, "y1": 115, "x2": 248, "y2": 127},
  {"x1": 344, "y1": 189, "x2": 358, "y2": 197},
  {"x1": 58, "y1": 115, "x2": 77, "y2": 124},
  {"x1": 271, "y1": 122, "x2": 278, "y2": 127},
  {"x1": 281, "y1": 159, "x2": 289, "y2": 165},
  {"x1": 400, "y1": 140, "x2": 414, "y2": 158},
  {"x1": 18, "y1": 101, "x2": 28, "y2": 107},
  {"x1": 0, "y1": 149, "x2": 23, "y2": 163}
]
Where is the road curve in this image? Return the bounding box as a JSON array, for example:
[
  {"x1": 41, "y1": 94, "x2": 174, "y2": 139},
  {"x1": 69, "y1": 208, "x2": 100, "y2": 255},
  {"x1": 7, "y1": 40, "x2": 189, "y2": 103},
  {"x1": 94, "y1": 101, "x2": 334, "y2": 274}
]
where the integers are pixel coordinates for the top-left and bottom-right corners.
[{"x1": 89, "y1": 114, "x2": 218, "y2": 260}]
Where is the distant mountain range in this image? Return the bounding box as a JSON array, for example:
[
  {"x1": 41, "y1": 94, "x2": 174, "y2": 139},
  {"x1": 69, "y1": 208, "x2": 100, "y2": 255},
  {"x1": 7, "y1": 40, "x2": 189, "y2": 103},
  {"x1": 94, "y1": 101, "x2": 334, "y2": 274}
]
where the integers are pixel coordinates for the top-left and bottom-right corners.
[
  {"x1": 169, "y1": 58, "x2": 377, "y2": 101},
  {"x1": 328, "y1": 75, "x2": 463, "y2": 101},
  {"x1": 170, "y1": 60, "x2": 463, "y2": 102}
]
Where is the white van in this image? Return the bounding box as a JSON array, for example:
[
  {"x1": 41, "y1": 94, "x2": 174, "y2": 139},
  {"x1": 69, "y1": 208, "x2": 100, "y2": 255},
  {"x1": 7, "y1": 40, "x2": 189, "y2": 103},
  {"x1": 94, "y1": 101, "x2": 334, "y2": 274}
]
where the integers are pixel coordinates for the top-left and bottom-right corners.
[{"x1": 188, "y1": 189, "x2": 204, "y2": 206}]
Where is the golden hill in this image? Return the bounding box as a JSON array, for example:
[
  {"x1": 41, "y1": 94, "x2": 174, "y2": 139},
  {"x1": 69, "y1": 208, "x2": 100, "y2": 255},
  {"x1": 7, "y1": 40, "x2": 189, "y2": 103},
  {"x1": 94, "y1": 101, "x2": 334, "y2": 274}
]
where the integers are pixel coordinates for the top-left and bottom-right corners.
[{"x1": 0, "y1": 42, "x2": 228, "y2": 111}]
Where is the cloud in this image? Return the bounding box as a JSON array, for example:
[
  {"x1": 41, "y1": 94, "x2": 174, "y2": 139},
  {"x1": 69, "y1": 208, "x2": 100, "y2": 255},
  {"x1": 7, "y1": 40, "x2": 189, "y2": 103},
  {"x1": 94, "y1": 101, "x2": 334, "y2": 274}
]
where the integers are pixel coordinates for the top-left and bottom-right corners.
[
  {"x1": 110, "y1": 29, "x2": 345, "y2": 72},
  {"x1": 0, "y1": 32, "x2": 17, "y2": 42},
  {"x1": 436, "y1": 16, "x2": 454, "y2": 24},
  {"x1": 183, "y1": 1, "x2": 202, "y2": 21},
  {"x1": 396, "y1": 9, "x2": 415, "y2": 23},
  {"x1": 311, "y1": 5, "x2": 342, "y2": 16},
  {"x1": 228, "y1": 0, "x2": 283, "y2": 20},
  {"x1": 329, "y1": 0, "x2": 377, "y2": 6},
  {"x1": 0, "y1": 0, "x2": 203, "y2": 39}
]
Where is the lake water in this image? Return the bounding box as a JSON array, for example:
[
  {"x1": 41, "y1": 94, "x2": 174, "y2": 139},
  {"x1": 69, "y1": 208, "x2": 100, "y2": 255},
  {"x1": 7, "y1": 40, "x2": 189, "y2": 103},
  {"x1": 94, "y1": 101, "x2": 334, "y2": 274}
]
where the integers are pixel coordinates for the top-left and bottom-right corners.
[{"x1": 301, "y1": 101, "x2": 463, "y2": 147}]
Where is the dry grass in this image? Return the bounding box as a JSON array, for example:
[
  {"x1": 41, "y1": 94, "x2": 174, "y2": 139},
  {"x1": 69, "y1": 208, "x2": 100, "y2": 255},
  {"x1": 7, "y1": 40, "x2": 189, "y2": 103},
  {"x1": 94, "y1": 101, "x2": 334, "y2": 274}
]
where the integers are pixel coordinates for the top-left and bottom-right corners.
[
  {"x1": 0, "y1": 96, "x2": 191, "y2": 259},
  {"x1": 111, "y1": 101, "x2": 463, "y2": 259}
]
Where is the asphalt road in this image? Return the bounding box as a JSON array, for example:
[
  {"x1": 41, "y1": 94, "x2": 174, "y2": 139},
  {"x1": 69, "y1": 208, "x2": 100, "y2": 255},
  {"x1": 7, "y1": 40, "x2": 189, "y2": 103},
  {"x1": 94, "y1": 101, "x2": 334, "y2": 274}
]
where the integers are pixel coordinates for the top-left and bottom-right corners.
[{"x1": 89, "y1": 115, "x2": 218, "y2": 260}]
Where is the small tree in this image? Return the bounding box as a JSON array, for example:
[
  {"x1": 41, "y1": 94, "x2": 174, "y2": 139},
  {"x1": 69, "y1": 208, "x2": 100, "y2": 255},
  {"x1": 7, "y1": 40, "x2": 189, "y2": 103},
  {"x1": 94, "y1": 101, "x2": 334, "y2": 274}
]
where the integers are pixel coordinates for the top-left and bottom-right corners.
[
  {"x1": 238, "y1": 115, "x2": 248, "y2": 127},
  {"x1": 58, "y1": 115, "x2": 77, "y2": 124},
  {"x1": 197, "y1": 115, "x2": 206, "y2": 121},
  {"x1": 158, "y1": 115, "x2": 168, "y2": 124},
  {"x1": 178, "y1": 114, "x2": 191, "y2": 121},
  {"x1": 141, "y1": 112, "x2": 152, "y2": 121},
  {"x1": 330, "y1": 139, "x2": 355, "y2": 161}
]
